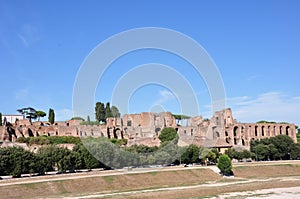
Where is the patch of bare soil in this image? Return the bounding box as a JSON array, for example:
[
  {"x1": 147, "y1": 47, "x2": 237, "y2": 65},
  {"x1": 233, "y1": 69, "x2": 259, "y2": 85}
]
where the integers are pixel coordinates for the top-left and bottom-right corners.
[
  {"x1": 118, "y1": 179, "x2": 300, "y2": 199},
  {"x1": 0, "y1": 169, "x2": 220, "y2": 199},
  {"x1": 233, "y1": 164, "x2": 300, "y2": 178}
]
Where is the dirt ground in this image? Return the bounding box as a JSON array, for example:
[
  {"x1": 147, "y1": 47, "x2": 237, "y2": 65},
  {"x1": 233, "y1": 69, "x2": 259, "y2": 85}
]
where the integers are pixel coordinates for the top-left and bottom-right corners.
[{"x1": 1, "y1": 162, "x2": 300, "y2": 199}]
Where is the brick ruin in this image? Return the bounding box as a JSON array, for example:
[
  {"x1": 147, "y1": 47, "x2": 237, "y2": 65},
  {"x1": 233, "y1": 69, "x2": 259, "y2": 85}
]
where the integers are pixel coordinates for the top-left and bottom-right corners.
[{"x1": 0, "y1": 108, "x2": 297, "y2": 150}]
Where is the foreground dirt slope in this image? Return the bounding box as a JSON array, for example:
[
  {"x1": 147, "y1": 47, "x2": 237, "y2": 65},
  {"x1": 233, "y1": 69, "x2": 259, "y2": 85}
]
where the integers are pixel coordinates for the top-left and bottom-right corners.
[
  {"x1": 1, "y1": 163, "x2": 300, "y2": 199},
  {"x1": 0, "y1": 168, "x2": 220, "y2": 199}
]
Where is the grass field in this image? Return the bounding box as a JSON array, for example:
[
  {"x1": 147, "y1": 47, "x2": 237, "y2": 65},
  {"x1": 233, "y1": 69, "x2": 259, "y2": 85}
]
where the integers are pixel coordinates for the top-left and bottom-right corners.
[{"x1": 1, "y1": 162, "x2": 300, "y2": 198}]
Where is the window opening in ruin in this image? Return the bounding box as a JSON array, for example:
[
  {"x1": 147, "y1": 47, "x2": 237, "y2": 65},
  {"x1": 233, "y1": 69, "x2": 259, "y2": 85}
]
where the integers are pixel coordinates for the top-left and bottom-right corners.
[
  {"x1": 255, "y1": 126, "x2": 258, "y2": 136},
  {"x1": 127, "y1": 120, "x2": 132, "y2": 126},
  {"x1": 226, "y1": 137, "x2": 230, "y2": 144},
  {"x1": 242, "y1": 139, "x2": 245, "y2": 146},
  {"x1": 191, "y1": 129, "x2": 194, "y2": 136},
  {"x1": 234, "y1": 138, "x2": 237, "y2": 145},
  {"x1": 216, "y1": 131, "x2": 220, "y2": 138},
  {"x1": 286, "y1": 126, "x2": 290, "y2": 136},
  {"x1": 233, "y1": 126, "x2": 238, "y2": 137},
  {"x1": 262, "y1": 126, "x2": 265, "y2": 136},
  {"x1": 280, "y1": 126, "x2": 282, "y2": 134},
  {"x1": 225, "y1": 131, "x2": 228, "y2": 137}
]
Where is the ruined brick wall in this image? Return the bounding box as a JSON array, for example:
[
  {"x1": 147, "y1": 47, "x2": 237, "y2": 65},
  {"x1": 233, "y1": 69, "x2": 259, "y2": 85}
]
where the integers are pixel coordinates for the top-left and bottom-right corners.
[{"x1": 0, "y1": 110, "x2": 297, "y2": 151}]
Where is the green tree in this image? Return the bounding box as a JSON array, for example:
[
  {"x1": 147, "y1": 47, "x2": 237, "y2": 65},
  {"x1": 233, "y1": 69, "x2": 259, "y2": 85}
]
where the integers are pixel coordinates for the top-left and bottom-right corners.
[
  {"x1": 217, "y1": 155, "x2": 233, "y2": 176},
  {"x1": 290, "y1": 143, "x2": 300, "y2": 160},
  {"x1": 253, "y1": 144, "x2": 269, "y2": 161},
  {"x1": 48, "y1": 108, "x2": 55, "y2": 124},
  {"x1": 17, "y1": 107, "x2": 37, "y2": 122},
  {"x1": 181, "y1": 144, "x2": 199, "y2": 164},
  {"x1": 95, "y1": 102, "x2": 105, "y2": 123},
  {"x1": 111, "y1": 105, "x2": 121, "y2": 118},
  {"x1": 105, "y1": 102, "x2": 112, "y2": 119},
  {"x1": 158, "y1": 127, "x2": 178, "y2": 144},
  {"x1": 87, "y1": 115, "x2": 91, "y2": 124},
  {"x1": 71, "y1": 117, "x2": 85, "y2": 121},
  {"x1": 35, "y1": 110, "x2": 46, "y2": 121},
  {"x1": 0, "y1": 112, "x2": 2, "y2": 126}
]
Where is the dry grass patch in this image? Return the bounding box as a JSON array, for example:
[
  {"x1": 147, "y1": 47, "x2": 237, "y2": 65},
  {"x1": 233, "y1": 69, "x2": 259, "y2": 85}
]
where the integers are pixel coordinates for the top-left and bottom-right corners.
[
  {"x1": 233, "y1": 164, "x2": 300, "y2": 178},
  {"x1": 0, "y1": 168, "x2": 220, "y2": 199}
]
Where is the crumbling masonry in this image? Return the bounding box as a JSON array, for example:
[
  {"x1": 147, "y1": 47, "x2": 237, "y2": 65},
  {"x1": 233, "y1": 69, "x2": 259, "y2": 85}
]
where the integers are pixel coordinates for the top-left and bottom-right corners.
[{"x1": 0, "y1": 109, "x2": 297, "y2": 151}]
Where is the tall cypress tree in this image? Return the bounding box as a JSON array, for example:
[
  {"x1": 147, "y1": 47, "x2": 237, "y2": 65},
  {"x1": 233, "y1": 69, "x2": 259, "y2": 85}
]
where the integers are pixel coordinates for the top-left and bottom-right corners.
[
  {"x1": 48, "y1": 108, "x2": 55, "y2": 124},
  {"x1": 95, "y1": 102, "x2": 105, "y2": 123},
  {"x1": 105, "y1": 102, "x2": 112, "y2": 119}
]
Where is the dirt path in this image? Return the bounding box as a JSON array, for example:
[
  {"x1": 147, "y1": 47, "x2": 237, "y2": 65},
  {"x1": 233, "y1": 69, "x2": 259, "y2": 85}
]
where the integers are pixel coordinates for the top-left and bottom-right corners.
[{"x1": 61, "y1": 176, "x2": 300, "y2": 199}]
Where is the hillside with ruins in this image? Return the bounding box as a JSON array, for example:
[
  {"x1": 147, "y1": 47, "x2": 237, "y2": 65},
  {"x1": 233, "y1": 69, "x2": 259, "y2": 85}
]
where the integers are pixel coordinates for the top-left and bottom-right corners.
[{"x1": 0, "y1": 108, "x2": 297, "y2": 151}]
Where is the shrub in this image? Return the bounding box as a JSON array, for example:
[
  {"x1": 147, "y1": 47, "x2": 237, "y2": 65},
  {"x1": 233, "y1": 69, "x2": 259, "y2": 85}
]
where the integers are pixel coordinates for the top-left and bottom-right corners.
[{"x1": 217, "y1": 155, "x2": 233, "y2": 176}]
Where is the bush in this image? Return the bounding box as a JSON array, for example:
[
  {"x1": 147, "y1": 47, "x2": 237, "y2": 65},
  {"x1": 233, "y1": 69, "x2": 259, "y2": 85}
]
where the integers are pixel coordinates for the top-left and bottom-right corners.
[{"x1": 217, "y1": 155, "x2": 233, "y2": 176}]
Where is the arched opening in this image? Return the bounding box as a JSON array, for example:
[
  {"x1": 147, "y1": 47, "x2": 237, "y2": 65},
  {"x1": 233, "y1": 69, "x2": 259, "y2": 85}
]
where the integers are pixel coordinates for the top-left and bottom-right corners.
[
  {"x1": 262, "y1": 126, "x2": 265, "y2": 136},
  {"x1": 242, "y1": 139, "x2": 245, "y2": 146},
  {"x1": 255, "y1": 126, "x2": 258, "y2": 136},
  {"x1": 268, "y1": 126, "x2": 271, "y2": 136},
  {"x1": 225, "y1": 131, "x2": 228, "y2": 137},
  {"x1": 215, "y1": 131, "x2": 220, "y2": 138},
  {"x1": 280, "y1": 126, "x2": 282, "y2": 134},
  {"x1": 226, "y1": 137, "x2": 230, "y2": 144},
  {"x1": 191, "y1": 129, "x2": 194, "y2": 136},
  {"x1": 286, "y1": 126, "x2": 290, "y2": 136},
  {"x1": 234, "y1": 138, "x2": 237, "y2": 145},
  {"x1": 233, "y1": 126, "x2": 238, "y2": 137},
  {"x1": 113, "y1": 128, "x2": 118, "y2": 139}
]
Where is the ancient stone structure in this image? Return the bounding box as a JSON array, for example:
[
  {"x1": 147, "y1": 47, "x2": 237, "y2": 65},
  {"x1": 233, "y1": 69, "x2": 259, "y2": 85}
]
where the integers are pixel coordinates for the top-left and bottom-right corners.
[{"x1": 0, "y1": 109, "x2": 297, "y2": 151}]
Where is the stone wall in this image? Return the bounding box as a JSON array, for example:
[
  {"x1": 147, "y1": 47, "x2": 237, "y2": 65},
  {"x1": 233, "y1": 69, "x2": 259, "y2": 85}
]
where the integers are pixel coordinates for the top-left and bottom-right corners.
[{"x1": 0, "y1": 109, "x2": 297, "y2": 150}]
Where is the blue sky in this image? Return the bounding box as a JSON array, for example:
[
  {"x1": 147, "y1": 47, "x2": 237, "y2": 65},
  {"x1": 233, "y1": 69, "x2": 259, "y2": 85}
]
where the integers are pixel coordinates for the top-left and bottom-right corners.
[{"x1": 0, "y1": 0, "x2": 300, "y2": 125}]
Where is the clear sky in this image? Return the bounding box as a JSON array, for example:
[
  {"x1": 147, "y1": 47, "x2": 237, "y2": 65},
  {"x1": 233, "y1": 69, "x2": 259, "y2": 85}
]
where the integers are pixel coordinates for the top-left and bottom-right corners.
[{"x1": 0, "y1": 0, "x2": 299, "y2": 125}]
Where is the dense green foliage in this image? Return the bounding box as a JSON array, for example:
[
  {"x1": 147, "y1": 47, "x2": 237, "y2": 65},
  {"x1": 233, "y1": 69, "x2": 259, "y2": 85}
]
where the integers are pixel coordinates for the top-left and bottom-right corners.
[
  {"x1": 48, "y1": 108, "x2": 55, "y2": 124},
  {"x1": 16, "y1": 136, "x2": 81, "y2": 145},
  {"x1": 225, "y1": 148, "x2": 253, "y2": 161},
  {"x1": 158, "y1": 127, "x2": 179, "y2": 143},
  {"x1": 105, "y1": 102, "x2": 112, "y2": 118},
  {"x1": 35, "y1": 110, "x2": 46, "y2": 121},
  {"x1": 71, "y1": 117, "x2": 85, "y2": 121},
  {"x1": 95, "y1": 102, "x2": 121, "y2": 123},
  {"x1": 250, "y1": 135, "x2": 300, "y2": 160},
  {"x1": 217, "y1": 155, "x2": 232, "y2": 175},
  {"x1": 95, "y1": 102, "x2": 105, "y2": 123},
  {"x1": 111, "y1": 106, "x2": 121, "y2": 118},
  {"x1": 172, "y1": 114, "x2": 191, "y2": 120}
]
